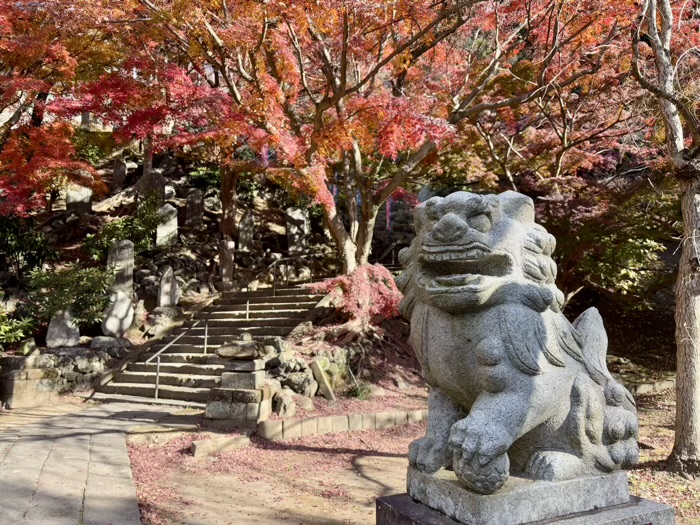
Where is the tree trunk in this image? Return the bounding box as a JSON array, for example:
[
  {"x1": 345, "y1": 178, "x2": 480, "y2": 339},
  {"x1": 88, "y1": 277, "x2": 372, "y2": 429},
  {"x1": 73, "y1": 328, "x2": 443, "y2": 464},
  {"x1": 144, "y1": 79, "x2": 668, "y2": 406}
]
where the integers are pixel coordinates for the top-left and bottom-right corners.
[
  {"x1": 220, "y1": 163, "x2": 238, "y2": 240},
  {"x1": 356, "y1": 205, "x2": 379, "y2": 265},
  {"x1": 323, "y1": 206, "x2": 358, "y2": 274},
  {"x1": 669, "y1": 179, "x2": 700, "y2": 474},
  {"x1": 143, "y1": 135, "x2": 154, "y2": 178},
  {"x1": 30, "y1": 92, "x2": 49, "y2": 128}
]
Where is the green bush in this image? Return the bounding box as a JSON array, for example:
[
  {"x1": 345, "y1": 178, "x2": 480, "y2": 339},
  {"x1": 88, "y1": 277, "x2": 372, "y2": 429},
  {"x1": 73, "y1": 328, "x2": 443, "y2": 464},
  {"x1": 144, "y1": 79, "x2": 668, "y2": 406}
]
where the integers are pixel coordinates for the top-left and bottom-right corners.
[
  {"x1": 187, "y1": 166, "x2": 221, "y2": 192},
  {"x1": 72, "y1": 130, "x2": 119, "y2": 167},
  {"x1": 0, "y1": 216, "x2": 56, "y2": 277},
  {"x1": 27, "y1": 264, "x2": 115, "y2": 327},
  {"x1": 83, "y1": 195, "x2": 165, "y2": 260},
  {"x1": 347, "y1": 380, "x2": 372, "y2": 400},
  {"x1": 0, "y1": 307, "x2": 35, "y2": 348}
]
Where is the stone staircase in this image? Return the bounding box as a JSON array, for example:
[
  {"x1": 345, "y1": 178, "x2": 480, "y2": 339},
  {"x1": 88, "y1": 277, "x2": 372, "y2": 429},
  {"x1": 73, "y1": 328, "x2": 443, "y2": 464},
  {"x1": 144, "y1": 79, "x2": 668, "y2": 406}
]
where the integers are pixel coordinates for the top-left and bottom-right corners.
[{"x1": 97, "y1": 285, "x2": 324, "y2": 405}]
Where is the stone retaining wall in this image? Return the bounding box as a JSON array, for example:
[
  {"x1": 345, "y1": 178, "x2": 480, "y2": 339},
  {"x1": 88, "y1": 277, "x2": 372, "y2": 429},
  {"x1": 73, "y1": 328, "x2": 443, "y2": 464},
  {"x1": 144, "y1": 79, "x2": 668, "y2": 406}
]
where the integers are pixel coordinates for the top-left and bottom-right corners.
[{"x1": 257, "y1": 408, "x2": 428, "y2": 441}]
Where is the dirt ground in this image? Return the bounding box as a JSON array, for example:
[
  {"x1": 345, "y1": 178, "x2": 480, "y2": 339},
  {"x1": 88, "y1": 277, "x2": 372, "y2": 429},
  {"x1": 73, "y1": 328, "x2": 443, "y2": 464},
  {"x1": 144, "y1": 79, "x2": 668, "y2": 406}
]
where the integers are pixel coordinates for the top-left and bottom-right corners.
[
  {"x1": 129, "y1": 423, "x2": 420, "y2": 525},
  {"x1": 128, "y1": 388, "x2": 700, "y2": 525}
]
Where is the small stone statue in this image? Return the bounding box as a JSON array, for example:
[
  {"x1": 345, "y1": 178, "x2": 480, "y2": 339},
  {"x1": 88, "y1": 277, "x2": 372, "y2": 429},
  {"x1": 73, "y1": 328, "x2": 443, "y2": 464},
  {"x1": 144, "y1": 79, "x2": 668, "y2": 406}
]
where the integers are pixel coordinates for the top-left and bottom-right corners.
[{"x1": 396, "y1": 191, "x2": 639, "y2": 495}]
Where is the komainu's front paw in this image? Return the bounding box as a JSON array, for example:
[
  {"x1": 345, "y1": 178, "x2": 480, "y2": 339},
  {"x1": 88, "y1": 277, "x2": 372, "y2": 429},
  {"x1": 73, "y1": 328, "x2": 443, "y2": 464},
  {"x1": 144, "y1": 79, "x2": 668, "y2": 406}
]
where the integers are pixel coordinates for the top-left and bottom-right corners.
[
  {"x1": 408, "y1": 435, "x2": 450, "y2": 474},
  {"x1": 449, "y1": 414, "x2": 511, "y2": 494},
  {"x1": 452, "y1": 448, "x2": 509, "y2": 494}
]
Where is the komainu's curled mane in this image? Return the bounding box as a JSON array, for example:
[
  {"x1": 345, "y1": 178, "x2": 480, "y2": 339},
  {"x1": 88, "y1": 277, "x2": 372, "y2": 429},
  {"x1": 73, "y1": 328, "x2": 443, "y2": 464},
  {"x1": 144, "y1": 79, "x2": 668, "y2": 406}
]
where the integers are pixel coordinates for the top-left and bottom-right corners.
[{"x1": 395, "y1": 190, "x2": 638, "y2": 495}]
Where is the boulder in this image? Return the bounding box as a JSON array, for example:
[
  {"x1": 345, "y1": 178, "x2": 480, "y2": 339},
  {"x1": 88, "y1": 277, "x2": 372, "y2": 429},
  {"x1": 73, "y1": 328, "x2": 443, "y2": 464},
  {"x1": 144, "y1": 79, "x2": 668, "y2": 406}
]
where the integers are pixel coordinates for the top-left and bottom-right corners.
[
  {"x1": 216, "y1": 342, "x2": 258, "y2": 359},
  {"x1": 273, "y1": 388, "x2": 297, "y2": 418}
]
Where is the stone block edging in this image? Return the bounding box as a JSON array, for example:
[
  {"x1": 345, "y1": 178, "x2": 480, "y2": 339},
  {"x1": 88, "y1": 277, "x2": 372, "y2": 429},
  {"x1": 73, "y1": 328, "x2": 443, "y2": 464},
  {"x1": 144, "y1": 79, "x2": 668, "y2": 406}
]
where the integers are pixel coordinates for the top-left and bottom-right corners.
[
  {"x1": 624, "y1": 377, "x2": 675, "y2": 396},
  {"x1": 257, "y1": 408, "x2": 428, "y2": 441}
]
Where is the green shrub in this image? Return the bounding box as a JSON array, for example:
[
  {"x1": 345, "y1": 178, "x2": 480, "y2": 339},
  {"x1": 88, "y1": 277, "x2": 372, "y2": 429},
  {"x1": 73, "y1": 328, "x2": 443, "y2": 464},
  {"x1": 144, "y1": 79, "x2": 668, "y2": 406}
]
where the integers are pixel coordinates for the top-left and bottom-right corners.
[
  {"x1": 27, "y1": 264, "x2": 115, "y2": 327},
  {"x1": 187, "y1": 166, "x2": 221, "y2": 192},
  {"x1": 0, "y1": 216, "x2": 56, "y2": 277},
  {"x1": 347, "y1": 380, "x2": 372, "y2": 400},
  {"x1": 72, "y1": 130, "x2": 119, "y2": 167},
  {"x1": 83, "y1": 195, "x2": 165, "y2": 260},
  {"x1": 0, "y1": 307, "x2": 35, "y2": 348}
]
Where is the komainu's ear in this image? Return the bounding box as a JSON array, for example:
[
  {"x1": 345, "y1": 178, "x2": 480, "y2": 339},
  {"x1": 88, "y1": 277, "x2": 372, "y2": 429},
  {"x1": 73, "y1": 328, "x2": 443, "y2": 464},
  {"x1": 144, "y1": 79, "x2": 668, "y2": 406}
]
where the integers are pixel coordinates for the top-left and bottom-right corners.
[{"x1": 499, "y1": 191, "x2": 535, "y2": 223}]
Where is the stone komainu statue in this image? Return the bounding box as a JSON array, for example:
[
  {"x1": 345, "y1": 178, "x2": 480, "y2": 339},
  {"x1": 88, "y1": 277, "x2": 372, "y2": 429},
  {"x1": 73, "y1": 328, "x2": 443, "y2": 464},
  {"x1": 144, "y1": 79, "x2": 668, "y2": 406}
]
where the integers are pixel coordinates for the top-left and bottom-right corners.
[{"x1": 396, "y1": 191, "x2": 639, "y2": 495}]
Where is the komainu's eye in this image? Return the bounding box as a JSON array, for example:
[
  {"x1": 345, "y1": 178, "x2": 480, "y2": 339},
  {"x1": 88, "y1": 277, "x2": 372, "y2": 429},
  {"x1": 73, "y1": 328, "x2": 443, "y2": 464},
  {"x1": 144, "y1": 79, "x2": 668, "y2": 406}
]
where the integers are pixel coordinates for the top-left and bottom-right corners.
[{"x1": 467, "y1": 213, "x2": 490, "y2": 233}]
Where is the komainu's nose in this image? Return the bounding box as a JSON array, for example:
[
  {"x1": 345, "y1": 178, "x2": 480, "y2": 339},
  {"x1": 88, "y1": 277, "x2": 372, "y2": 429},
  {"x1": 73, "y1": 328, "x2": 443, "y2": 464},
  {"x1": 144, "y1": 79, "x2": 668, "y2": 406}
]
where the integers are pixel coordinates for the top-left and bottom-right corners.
[{"x1": 431, "y1": 213, "x2": 468, "y2": 243}]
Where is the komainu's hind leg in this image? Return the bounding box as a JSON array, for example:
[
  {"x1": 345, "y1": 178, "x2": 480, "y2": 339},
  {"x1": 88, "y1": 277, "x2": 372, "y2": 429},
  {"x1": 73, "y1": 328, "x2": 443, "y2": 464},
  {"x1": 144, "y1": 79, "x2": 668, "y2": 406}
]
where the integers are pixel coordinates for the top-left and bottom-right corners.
[{"x1": 409, "y1": 387, "x2": 466, "y2": 474}]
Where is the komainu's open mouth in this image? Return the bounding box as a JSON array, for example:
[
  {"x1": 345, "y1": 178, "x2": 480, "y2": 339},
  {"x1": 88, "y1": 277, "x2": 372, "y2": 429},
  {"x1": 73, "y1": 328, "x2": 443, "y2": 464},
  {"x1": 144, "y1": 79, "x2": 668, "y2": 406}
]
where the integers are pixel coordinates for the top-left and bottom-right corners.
[{"x1": 420, "y1": 243, "x2": 513, "y2": 291}]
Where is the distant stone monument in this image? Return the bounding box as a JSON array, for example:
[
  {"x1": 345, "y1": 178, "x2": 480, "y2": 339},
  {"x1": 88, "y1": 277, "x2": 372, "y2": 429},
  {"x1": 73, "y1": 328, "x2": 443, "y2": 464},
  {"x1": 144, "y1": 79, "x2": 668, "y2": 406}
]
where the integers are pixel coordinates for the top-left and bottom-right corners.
[
  {"x1": 158, "y1": 266, "x2": 180, "y2": 307},
  {"x1": 156, "y1": 203, "x2": 178, "y2": 246},
  {"x1": 101, "y1": 291, "x2": 134, "y2": 338},
  {"x1": 135, "y1": 168, "x2": 166, "y2": 201},
  {"x1": 46, "y1": 310, "x2": 79, "y2": 348},
  {"x1": 112, "y1": 158, "x2": 128, "y2": 189},
  {"x1": 107, "y1": 240, "x2": 134, "y2": 294},
  {"x1": 377, "y1": 191, "x2": 675, "y2": 525},
  {"x1": 219, "y1": 239, "x2": 235, "y2": 287},
  {"x1": 285, "y1": 207, "x2": 309, "y2": 254},
  {"x1": 102, "y1": 240, "x2": 135, "y2": 338},
  {"x1": 185, "y1": 188, "x2": 204, "y2": 227},
  {"x1": 238, "y1": 210, "x2": 255, "y2": 252},
  {"x1": 65, "y1": 186, "x2": 93, "y2": 215}
]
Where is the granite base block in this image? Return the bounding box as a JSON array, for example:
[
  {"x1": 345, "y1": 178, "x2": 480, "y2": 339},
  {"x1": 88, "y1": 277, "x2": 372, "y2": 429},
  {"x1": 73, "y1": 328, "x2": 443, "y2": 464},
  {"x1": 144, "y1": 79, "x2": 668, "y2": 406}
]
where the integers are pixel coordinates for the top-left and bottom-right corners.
[
  {"x1": 407, "y1": 467, "x2": 632, "y2": 525},
  {"x1": 377, "y1": 494, "x2": 675, "y2": 525}
]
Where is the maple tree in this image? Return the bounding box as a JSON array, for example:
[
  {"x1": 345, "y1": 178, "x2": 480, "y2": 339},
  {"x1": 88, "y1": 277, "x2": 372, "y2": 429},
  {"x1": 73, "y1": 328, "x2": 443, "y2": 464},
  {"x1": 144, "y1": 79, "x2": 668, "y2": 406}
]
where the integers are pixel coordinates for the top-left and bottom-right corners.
[
  {"x1": 632, "y1": 0, "x2": 700, "y2": 474},
  {"x1": 0, "y1": 0, "x2": 115, "y2": 214},
  {"x1": 97, "y1": 0, "x2": 641, "y2": 275}
]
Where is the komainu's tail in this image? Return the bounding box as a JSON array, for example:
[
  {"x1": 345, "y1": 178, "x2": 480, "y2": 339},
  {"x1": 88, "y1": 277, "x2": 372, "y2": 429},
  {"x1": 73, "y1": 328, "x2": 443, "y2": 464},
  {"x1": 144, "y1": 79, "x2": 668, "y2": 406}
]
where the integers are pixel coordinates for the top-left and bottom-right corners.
[{"x1": 573, "y1": 308, "x2": 639, "y2": 470}]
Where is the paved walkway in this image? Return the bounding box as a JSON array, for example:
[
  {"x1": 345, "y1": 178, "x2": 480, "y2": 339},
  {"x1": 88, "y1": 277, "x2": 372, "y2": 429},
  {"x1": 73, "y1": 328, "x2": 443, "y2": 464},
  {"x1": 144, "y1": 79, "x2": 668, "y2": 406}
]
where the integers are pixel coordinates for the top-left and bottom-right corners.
[{"x1": 0, "y1": 402, "x2": 181, "y2": 525}]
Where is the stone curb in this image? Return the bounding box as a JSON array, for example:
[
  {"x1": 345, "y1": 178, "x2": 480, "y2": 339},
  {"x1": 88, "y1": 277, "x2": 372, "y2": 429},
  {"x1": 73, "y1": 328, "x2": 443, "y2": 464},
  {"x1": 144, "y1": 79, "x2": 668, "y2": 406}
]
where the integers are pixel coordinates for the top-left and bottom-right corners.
[
  {"x1": 191, "y1": 434, "x2": 251, "y2": 457},
  {"x1": 257, "y1": 408, "x2": 428, "y2": 441},
  {"x1": 624, "y1": 377, "x2": 675, "y2": 396}
]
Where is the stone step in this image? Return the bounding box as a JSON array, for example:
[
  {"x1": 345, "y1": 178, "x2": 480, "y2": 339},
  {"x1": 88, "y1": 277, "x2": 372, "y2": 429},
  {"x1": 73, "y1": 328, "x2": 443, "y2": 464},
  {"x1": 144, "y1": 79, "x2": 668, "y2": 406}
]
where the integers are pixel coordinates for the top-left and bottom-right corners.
[
  {"x1": 194, "y1": 309, "x2": 310, "y2": 319},
  {"x1": 217, "y1": 295, "x2": 323, "y2": 305},
  {"x1": 171, "y1": 321, "x2": 299, "y2": 337},
  {"x1": 223, "y1": 287, "x2": 318, "y2": 298},
  {"x1": 161, "y1": 329, "x2": 292, "y2": 344},
  {"x1": 127, "y1": 362, "x2": 228, "y2": 375},
  {"x1": 200, "y1": 301, "x2": 319, "y2": 311},
  {"x1": 140, "y1": 352, "x2": 231, "y2": 364},
  {"x1": 77, "y1": 391, "x2": 206, "y2": 409},
  {"x1": 172, "y1": 319, "x2": 300, "y2": 332},
  {"x1": 100, "y1": 382, "x2": 211, "y2": 402},
  {"x1": 147, "y1": 343, "x2": 231, "y2": 355},
  {"x1": 115, "y1": 371, "x2": 221, "y2": 389}
]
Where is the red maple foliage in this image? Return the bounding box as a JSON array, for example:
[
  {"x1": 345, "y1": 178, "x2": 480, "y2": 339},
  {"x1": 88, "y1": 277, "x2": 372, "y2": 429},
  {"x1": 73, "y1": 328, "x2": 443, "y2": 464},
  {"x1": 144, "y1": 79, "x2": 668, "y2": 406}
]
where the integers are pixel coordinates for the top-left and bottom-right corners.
[{"x1": 309, "y1": 264, "x2": 402, "y2": 337}]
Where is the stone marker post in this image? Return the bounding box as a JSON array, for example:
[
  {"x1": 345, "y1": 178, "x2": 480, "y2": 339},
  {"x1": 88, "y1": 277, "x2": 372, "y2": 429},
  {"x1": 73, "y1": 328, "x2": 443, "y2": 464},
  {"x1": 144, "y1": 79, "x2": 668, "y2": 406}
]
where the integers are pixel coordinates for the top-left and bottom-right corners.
[
  {"x1": 219, "y1": 239, "x2": 236, "y2": 285},
  {"x1": 135, "y1": 168, "x2": 166, "y2": 201},
  {"x1": 238, "y1": 210, "x2": 255, "y2": 252},
  {"x1": 102, "y1": 240, "x2": 135, "y2": 338},
  {"x1": 107, "y1": 240, "x2": 134, "y2": 293},
  {"x1": 65, "y1": 186, "x2": 93, "y2": 215},
  {"x1": 112, "y1": 158, "x2": 128, "y2": 189},
  {"x1": 285, "y1": 207, "x2": 310, "y2": 254},
  {"x1": 376, "y1": 190, "x2": 676, "y2": 525},
  {"x1": 158, "y1": 266, "x2": 180, "y2": 307},
  {"x1": 156, "y1": 203, "x2": 178, "y2": 246},
  {"x1": 185, "y1": 188, "x2": 204, "y2": 227},
  {"x1": 46, "y1": 310, "x2": 80, "y2": 348}
]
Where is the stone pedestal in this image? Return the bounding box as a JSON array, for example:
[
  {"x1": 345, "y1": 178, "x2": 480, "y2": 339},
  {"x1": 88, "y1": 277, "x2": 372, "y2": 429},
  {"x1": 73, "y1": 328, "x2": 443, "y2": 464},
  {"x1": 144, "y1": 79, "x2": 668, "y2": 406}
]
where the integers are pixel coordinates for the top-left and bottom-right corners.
[
  {"x1": 377, "y1": 494, "x2": 675, "y2": 525},
  {"x1": 206, "y1": 334, "x2": 270, "y2": 427},
  {"x1": 408, "y1": 467, "x2": 632, "y2": 525},
  {"x1": 377, "y1": 468, "x2": 675, "y2": 525}
]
